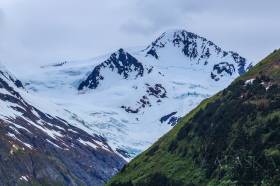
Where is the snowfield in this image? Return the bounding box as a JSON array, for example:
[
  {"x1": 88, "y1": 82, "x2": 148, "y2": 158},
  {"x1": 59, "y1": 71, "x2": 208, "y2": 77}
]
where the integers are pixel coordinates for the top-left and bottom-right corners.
[{"x1": 18, "y1": 29, "x2": 253, "y2": 160}]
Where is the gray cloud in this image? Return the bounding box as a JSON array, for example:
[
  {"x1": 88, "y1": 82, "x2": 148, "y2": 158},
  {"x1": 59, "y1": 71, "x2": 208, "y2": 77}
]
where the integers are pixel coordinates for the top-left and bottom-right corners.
[
  {"x1": 120, "y1": 0, "x2": 201, "y2": 35},
  {"x1": 0, "y1": 0, "x2": 279, "y2": 75}
]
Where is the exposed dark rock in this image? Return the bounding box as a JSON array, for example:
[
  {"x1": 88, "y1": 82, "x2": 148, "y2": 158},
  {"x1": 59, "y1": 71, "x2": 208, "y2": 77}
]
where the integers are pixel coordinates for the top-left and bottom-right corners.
[
  {"x1": 211, "y1": 62, "x2": 236, "y2": 81},
  {"x1": 78, "y1": 49, "x2": 144, "y2": 90},
  {"x1": 121, "y1": 84, "x2": 167, "y2": 114},
  {"x1": 145, "y1": 30, "x2": 252, "y2": 81},
  {"x1": 116, "y1": 149, "x2": 131, "y2": 159},
  {"x1": 229, "y1": 51, "x2": 248, "y2": 75},
  {"x1": 160, "y1": 112, "x2": 181, "y2": 126},
  {"x1": 120, "y1": 106, "x2": 139, "y2": 114},
  {"x1": 146, "y1": 83, "x2": 167, "y2": 99},
  {"x1": 145, "y1": 30, "x2": 222, "y2": 63}
]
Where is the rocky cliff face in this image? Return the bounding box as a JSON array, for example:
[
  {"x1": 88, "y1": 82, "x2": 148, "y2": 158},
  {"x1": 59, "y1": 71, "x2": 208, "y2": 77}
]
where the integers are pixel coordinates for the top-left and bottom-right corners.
[{"x1": 78, "y1": 49, "x2": 145, "y2": 90}]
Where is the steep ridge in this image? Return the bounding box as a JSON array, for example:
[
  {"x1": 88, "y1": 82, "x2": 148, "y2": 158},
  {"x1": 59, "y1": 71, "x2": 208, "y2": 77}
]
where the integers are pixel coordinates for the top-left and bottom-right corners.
[
  {"x1": 144, "y1": 30, "x2": 249, "y2": 75},
  {"x1": 22, "y1": 29, "x2": 252, "y2": 159},
  {"x1": 0, "y1": 63, "x2": 125, "y2": 185},
  {"x1": 108, "y1": 49, "x2": 280, "y2": 186},
  {"x1": 78, "y1": 49, "x2": 145, "y2": 90}
]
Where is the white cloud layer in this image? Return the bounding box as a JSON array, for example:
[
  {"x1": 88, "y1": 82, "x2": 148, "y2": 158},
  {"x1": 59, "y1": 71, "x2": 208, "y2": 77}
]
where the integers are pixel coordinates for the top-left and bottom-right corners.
[{"x1": 0, "y1": 0, "x2": 279, "y2": 74}]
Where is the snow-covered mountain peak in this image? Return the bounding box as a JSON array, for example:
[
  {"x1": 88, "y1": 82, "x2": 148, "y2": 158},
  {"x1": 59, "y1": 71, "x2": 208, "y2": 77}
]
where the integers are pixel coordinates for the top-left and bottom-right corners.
[
  {"x1": 144, "y1": 29, "x2": 218, "y2": 59},
  {"x1": 78, "y1": 48, "x2": 146, "y2": 90},
  {"x1": 22, "y1": 29, "x2": 253, "y2": 160},
  {"x1": 144, "y1": 29, "x2": 252, "y2": 76}
]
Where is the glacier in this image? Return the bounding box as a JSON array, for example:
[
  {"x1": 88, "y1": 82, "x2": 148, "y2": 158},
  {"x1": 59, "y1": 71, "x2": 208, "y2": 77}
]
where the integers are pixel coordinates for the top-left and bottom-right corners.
[{"x1": 19, "y1": 29, "x2": 253, "y2": 160}]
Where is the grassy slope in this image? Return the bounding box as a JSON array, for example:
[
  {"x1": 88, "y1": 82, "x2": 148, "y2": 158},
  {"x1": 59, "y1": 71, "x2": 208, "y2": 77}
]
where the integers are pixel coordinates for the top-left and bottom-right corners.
[
  {"x1": 238, "y1": 49, "x2": 280, "y2": 81},
  {"x1": 108, "y1": 49, "x2": 280, "y2": 186}
]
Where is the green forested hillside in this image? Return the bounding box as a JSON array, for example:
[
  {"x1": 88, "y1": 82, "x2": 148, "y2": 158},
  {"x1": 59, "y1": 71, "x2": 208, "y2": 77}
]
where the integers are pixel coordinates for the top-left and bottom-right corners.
[{"x1": 108, "y1": 49, "x2": 280, "y2": 186}]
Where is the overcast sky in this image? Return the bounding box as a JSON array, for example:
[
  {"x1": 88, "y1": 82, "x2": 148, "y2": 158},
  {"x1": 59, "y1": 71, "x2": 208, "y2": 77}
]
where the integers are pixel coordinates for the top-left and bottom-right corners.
[{"x1": 0, "y1": 0, "x2": 279, "y2": 74}]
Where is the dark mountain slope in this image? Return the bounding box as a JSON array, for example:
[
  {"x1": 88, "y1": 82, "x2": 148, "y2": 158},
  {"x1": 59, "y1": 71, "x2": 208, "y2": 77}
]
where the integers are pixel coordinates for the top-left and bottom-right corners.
[
  {"x1": 78, "y1": 48, "x2": 145, "y2": 90},
  {"x1": 107, "y1": 49, "x2": 280, "y2": 186},
  {"x1": 0, "y1": 65, "x2": 126, "y2": 186}
]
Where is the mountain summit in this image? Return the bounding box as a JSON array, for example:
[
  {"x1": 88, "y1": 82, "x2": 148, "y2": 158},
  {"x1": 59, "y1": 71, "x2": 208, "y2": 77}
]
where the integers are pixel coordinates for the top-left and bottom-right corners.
[
  {"x1": 145, "y1": 29, "x2": 250, "y2": 74},
  {"x1": 23, "y1": 29, "x2": 252, "y2": 160},
  {"x1": 78, "y1": 48, "x2": 145, "y2": 90}
]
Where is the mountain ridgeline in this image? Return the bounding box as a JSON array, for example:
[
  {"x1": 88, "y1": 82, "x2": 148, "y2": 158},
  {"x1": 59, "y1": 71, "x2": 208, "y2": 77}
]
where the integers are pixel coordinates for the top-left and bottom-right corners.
[
  {"x1": 144, "y1": 30, "x2": 249, "y2": 75},
  {"x1": 0, "y1": 64, "x2": 125, "y2": 186},
  {"x1": 78, "y1": 49, "x2": 145, "y2": 90},
  {"x1": 78, "y1": 30, "x2": 251, "y2": 91},
  {"x1": 108, "y1": 49, "x2": 280, "y2": 186},
  {"x1": 24, "y1": 29, "x2": 252, "y2": 161}
]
